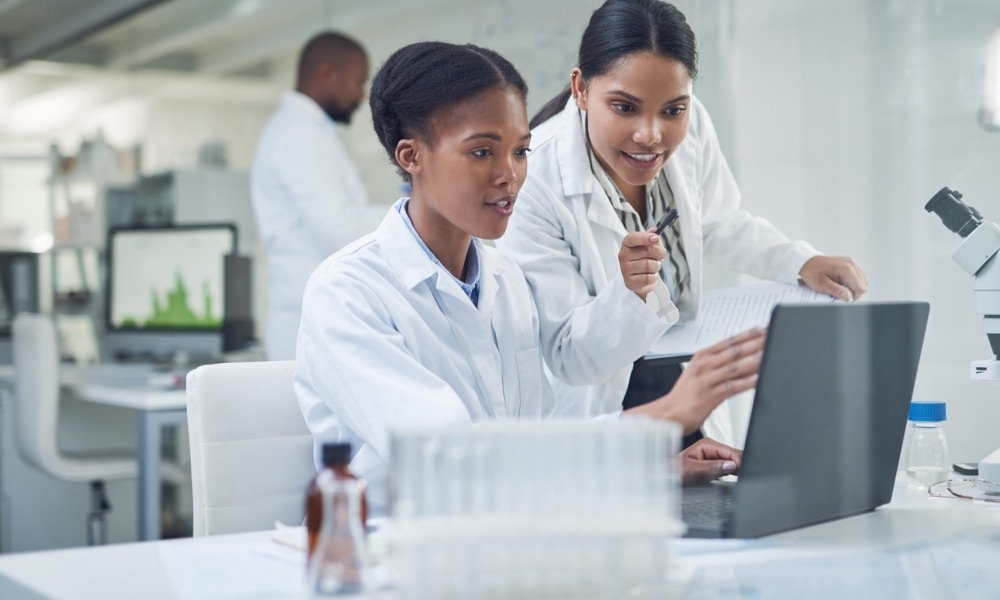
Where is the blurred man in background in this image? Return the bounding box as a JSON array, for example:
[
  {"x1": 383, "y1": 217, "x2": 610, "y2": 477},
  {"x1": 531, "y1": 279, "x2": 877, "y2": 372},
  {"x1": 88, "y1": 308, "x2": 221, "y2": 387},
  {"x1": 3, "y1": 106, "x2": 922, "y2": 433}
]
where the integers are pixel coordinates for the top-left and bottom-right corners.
[{"x1": 252, "y1": 31, "x2": 386, "y2": 360}]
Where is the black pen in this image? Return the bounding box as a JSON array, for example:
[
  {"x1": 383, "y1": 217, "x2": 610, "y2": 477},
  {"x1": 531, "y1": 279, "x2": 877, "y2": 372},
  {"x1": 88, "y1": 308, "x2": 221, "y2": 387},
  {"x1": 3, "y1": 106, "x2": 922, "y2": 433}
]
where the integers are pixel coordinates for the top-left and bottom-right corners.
[{"x1": 654, "y1": 209, "x2": 679, "y2": 235}]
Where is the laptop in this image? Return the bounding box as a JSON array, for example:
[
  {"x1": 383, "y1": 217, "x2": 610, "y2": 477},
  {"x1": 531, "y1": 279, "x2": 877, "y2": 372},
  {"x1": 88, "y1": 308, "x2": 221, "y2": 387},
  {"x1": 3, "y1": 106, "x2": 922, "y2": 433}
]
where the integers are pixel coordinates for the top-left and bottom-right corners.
[{"x1": 682, "y1": 301, "x2": 930, "y2": 538}]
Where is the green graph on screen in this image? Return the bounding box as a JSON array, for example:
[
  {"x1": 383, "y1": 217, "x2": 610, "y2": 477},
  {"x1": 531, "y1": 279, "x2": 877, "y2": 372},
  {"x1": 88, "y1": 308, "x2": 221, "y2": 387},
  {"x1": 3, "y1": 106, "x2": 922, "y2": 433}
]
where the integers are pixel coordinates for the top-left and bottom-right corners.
[{"x1": 119, "y1": 271, "x2": 220, "y2": 329}]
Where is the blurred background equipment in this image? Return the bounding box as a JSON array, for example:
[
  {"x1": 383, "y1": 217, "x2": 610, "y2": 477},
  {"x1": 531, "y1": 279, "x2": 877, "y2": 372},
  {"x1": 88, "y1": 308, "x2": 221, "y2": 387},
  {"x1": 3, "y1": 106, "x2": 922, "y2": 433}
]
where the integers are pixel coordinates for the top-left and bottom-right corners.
[
  {"x1": 924, "y1": 186, "x2": 1000, "y2": 490},
  {"x1": 924, "y1": 186, "x2": 1000, "y2": 380}
]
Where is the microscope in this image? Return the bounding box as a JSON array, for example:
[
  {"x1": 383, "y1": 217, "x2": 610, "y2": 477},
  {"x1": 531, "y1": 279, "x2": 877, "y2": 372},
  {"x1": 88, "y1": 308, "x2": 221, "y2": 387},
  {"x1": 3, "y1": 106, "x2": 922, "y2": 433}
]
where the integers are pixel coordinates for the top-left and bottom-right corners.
[{"x1": 925, "y1": 186, "x2": 1000, "y2": 483}]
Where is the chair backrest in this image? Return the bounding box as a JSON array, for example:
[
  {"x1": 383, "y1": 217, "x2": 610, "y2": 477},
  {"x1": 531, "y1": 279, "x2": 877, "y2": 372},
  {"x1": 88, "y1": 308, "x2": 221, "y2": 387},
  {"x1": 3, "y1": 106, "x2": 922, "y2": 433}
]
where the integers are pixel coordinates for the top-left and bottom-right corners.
[
  {"x1": 186, "y1": 360, "x2": 315, "y2": 536},
  {"x1": 12, "y1": 313, "x2": 61, "y2": 474}
]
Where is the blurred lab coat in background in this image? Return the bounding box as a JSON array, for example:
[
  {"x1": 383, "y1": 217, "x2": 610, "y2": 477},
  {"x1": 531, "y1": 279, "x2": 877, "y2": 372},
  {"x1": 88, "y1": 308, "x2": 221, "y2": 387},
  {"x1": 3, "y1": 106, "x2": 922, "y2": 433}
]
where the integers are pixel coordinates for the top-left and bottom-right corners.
[{"x1": 252, "y1": 91, "x2": 385, "y2": 360}]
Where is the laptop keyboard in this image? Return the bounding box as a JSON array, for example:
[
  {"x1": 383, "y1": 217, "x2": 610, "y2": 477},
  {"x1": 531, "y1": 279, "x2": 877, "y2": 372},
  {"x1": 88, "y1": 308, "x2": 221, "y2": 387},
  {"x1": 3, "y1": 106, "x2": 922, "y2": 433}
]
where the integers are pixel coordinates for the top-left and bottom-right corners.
[{"x1": 682, "y1": 486, "x2": 734, "y2": 532}]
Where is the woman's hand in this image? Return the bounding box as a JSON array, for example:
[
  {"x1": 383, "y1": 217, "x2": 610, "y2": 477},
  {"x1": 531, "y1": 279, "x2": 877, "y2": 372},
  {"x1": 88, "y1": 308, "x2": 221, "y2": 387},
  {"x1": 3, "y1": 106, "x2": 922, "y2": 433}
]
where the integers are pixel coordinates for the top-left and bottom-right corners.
[
  {"x1": 626, "y1": 327, "x2": 766, "y2": 434},
  {"x1": 618, "y1": 229, "x2": 666, "y2": 301},
  {"x1": 680, "y1": 437, "x2": 742, "y2": 484},
  {"x1": 799, "y1": 256, "x2": 868, "y2": 302}
]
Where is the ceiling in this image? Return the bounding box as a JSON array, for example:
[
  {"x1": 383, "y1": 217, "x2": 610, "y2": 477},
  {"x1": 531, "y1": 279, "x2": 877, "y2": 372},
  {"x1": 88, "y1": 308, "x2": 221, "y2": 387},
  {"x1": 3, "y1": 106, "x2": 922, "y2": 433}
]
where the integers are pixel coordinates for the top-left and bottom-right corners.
[
  {"x1": 0, "y1": 0, "x2": 463, "y2": 78},
  {"x1": 0, "y1": 0, "x2": 475, "y2": 142},
  {"x1": 0, "y1": 0, "x2": 168, "y2": 70},
  {"x1": 5, "y1": 0, "x2": 997, "y2": 144},
  {"x1": 0, "y1": 0, "x2": 329, "y2": 74}
]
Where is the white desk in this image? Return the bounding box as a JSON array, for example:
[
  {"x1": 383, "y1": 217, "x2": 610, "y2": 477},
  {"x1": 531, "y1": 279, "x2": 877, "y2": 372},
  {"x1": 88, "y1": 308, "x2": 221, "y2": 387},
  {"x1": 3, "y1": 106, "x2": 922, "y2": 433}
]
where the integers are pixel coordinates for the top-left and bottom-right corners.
[
  {"x1": 1, "y1": 481, "x2": 999, "y2": 600},
  {"x1": 0, "y1": 531, "x2": 281, "y2": 600},
  {"x1": 70, "y1": 366, "x2": 187, "y2": 542}
]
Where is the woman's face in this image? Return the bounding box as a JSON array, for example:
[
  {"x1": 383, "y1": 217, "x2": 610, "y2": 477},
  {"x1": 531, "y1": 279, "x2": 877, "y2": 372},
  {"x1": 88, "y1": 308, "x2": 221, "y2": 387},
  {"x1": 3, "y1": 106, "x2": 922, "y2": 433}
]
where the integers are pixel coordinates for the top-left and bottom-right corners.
[
  {"x1": 573, "y1": 52, "x2": 693, "y2": 195},
  {"x1": 402, "y1": 86, "x2": 530, "y2": 242}
]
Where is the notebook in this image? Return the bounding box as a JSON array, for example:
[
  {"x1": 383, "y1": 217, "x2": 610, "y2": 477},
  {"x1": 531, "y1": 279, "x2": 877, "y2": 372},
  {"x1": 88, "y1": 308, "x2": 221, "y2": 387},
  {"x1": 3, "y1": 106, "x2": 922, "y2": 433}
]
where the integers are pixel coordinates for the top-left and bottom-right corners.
[
  {"x1": 646, "y1": 282, "x2": 833, "y2": 361},
  {"x1": 682, "y1": 301, "x2": 930, "y2": 538}
]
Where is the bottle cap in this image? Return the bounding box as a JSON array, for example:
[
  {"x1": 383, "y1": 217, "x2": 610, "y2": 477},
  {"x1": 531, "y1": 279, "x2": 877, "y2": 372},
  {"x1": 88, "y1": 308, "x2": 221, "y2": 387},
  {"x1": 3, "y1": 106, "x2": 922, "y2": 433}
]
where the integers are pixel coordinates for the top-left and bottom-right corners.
[
  {"x1": 908, "y1": 401, "x2": 946, "y2": 423},
  {"x1": 322, "y1": 442, "x2": 352, "y2": 466}
]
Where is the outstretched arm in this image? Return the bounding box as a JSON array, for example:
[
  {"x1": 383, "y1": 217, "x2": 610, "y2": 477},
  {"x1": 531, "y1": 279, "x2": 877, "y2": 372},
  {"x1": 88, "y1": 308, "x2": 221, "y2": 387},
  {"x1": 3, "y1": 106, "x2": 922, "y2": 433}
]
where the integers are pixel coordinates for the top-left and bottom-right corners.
[{"x1": 625, "y1": 327, "x2": 766, "y2": 434}]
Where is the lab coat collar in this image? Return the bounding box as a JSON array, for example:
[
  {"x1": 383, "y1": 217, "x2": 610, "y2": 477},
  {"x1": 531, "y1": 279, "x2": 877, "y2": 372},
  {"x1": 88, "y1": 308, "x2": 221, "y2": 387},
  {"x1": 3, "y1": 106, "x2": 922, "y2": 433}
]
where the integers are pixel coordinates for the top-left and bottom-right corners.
[
  {"x1": 547, "y1": 101, "x2": 624, "y2": 236},
  {"x1": 281, "y1": 90, "x2": 337, "y2": 127},
  {"x1": 379, "y1": 199, "x2": 507, "y2": 311},
  {"x1": 475, "y1": 254, "x2": 501, "y2": 321},
  {"x1": 552, "y1": 99, "x2": 601, "y2": 199}
]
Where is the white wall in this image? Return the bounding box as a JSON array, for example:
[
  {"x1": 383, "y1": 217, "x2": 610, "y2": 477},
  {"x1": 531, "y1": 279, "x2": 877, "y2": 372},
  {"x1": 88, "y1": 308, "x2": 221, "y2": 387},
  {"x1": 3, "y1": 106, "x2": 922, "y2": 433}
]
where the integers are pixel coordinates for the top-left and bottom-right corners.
[{"x1": 722, "y1": 0, "x2": 1000, "y2": 463}]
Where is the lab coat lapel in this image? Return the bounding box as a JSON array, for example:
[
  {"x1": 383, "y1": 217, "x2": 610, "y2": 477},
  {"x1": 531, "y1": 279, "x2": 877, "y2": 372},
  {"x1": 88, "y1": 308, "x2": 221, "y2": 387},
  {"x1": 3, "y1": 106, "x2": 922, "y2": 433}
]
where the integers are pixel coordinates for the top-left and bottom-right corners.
[
  {"x1": 380, "y1": 209, "x2": 439, "y2": 288},
  {"x1": 431, "y1": 267, "x2": 505, "y2": 420},
  {"x1": 476, "y1": 242, "x2": 499, "y2": 321},
  {"x1": 579, "y1": 192, "x2": 628, "y2": 289},
  {"x1": 380, "y1": 210, "x2": 504, "y2": 418},
  {"x1": 584, "y1": 191, "x2": 627, "y2": 235},
  {"x1": 477, "y1": 253, "x2": 513, "y2": 417},
  {"x1": 553, "y1": 103, "x2": 629, "y2": 290},
  {"x1": 663, "y1": 156, "x2": 703, "y2": 311},
  {"x1": 554, "y1": 98, "x2": 594, "y2": 199},
  {"x1": 554, "y1": 102, "x2": 625, "y2": 237}
]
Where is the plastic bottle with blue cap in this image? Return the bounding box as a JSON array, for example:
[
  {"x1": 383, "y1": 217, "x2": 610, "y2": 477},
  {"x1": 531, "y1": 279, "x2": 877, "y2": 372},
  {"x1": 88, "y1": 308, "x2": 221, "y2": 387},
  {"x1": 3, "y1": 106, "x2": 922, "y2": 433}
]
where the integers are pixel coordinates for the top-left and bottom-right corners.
[{"x1": 904, "y1": 401, "x2": 950, "y2": 487}]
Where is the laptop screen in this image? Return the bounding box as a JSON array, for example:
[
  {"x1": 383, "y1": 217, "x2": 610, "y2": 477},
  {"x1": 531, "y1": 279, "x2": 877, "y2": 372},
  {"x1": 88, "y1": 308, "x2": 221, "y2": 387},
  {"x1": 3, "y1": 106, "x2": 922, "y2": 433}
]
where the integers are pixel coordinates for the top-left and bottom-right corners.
[{"x1": 728, "y1": 301, "x2": 929, "y2": 538}]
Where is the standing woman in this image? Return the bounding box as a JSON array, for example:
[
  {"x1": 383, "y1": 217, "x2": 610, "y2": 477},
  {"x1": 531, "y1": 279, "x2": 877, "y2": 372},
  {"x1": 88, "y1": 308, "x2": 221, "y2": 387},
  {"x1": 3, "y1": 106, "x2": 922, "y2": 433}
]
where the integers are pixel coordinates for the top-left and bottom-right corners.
[
  {"x1": 294, "y1": 40, "x2": 765, "y2": 516},
  {"x1": 498, "y1": 0, "x2": 867, "y2": 423}
]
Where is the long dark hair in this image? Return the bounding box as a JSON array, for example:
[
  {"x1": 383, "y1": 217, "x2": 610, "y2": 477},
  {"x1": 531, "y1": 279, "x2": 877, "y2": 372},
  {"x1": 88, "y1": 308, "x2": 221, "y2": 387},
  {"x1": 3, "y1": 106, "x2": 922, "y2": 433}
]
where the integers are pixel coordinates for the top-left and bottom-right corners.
[
  {"x1": 530, "y1": 0, "x2": 697, "y2": 128},
  {"x1": 369, "y1": 42, "x2": 528, "y2": 182}
]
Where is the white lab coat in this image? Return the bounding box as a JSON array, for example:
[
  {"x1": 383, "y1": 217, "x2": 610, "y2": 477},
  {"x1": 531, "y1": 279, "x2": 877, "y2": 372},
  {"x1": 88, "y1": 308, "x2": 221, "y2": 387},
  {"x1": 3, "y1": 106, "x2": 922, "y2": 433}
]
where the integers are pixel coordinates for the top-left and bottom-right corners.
[
  {"x1": 497, "y1": 97, "x2": 819, "y2": 418},
  {"x1": 251, "y1": 91, "x2": 387, "y2": 361},
  {"x1": 294, "y1": 200, "x2": 554, "y2": 517}
]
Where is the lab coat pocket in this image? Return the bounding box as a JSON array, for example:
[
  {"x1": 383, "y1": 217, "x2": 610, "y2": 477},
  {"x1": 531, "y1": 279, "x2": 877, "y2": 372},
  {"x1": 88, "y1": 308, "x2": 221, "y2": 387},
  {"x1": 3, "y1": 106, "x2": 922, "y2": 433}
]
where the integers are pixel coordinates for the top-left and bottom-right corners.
[{"x1": 513, "y1": 347, "x2": 544, "y2": 418}]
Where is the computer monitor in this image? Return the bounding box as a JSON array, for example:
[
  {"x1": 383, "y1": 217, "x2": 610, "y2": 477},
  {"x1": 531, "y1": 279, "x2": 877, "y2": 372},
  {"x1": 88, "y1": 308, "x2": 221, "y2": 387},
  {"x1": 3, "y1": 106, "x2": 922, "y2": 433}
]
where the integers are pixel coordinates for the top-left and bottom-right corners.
[
  {"x1": 105, "y1": 224, "x2": 237, "y2": 360},
  {"x1": 0, "y1": 251, "x2": 41, "y2": 363}
]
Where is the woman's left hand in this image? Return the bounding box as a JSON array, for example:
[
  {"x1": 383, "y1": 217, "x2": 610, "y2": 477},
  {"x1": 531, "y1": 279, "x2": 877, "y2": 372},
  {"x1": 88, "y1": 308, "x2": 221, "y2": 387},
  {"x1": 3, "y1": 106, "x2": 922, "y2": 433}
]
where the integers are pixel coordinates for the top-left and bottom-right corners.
[
  {"x1": 798, "y1": 256, "x2": 868, "y2": 301},
  {"x1": 680, "y1": 437, "x2": 742, "y2": 484}
]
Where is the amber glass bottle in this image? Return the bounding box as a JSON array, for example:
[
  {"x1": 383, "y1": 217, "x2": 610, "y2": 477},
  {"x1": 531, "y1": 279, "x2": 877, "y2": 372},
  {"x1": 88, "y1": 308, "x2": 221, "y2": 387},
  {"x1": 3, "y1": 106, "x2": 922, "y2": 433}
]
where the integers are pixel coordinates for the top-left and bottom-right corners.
[{"x1": 305, "y1": 442, "x2": 368, "y2": 562}]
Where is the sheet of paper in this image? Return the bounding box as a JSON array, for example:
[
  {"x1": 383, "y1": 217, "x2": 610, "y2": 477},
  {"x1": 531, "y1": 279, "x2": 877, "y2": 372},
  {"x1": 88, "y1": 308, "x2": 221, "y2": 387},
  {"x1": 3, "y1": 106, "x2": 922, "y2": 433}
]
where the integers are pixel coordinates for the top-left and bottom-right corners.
[
  {"x1": 270, "y1": 522, "x2": 307, "y2": 552},
  {"x1": 647, "y1": 282, "x2": 834, "y2": 359},
  {"x1": 158, "y1": 540, "x2": 307, "y2": 600}
]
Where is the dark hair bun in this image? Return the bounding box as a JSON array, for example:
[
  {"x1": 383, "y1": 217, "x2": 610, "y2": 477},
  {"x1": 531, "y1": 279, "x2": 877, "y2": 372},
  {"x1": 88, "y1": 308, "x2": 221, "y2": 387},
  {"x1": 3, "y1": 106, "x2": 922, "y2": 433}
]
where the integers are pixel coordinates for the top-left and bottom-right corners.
[{"x1": 369, "y1": 42, "x2": 528, "y2": 182}]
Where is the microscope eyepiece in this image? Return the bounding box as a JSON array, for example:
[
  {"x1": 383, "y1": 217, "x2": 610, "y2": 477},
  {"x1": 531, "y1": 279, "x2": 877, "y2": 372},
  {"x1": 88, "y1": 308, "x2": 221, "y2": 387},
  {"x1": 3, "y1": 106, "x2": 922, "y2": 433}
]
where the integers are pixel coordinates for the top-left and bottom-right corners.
[{"x1": 925, "y1": 186, "x2": 983, "y2": 238}]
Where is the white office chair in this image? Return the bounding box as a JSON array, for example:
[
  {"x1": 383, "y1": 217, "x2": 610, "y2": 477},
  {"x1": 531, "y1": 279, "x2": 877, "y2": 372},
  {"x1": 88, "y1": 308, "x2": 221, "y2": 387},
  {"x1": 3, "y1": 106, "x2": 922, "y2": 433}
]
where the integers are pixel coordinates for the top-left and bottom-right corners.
[
  {"x1": 186, "y1": 360, "x2": 315, "y2": 536},
  {"x1": 12, "y1": 313, "x2": 137, "y2": 545}
]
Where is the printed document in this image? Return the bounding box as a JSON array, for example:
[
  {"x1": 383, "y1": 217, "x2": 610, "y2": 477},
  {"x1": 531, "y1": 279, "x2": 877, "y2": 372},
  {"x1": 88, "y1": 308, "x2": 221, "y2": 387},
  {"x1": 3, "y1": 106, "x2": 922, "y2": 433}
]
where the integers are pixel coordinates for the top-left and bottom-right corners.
[{"x1": 646, "y1": 282, "x2": 834, "y2": 359}]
